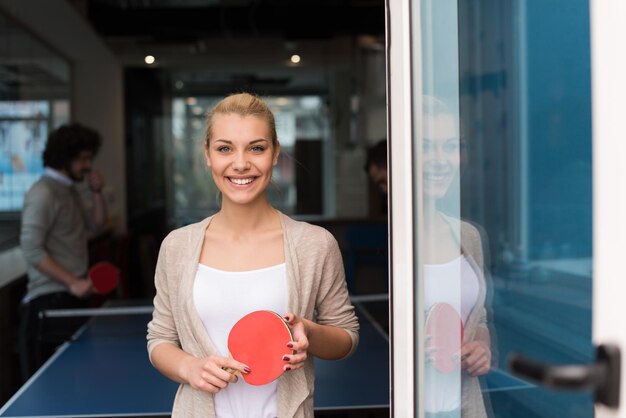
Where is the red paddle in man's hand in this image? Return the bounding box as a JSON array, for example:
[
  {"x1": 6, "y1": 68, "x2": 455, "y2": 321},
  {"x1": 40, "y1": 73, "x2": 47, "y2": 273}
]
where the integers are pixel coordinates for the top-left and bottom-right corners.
[
  {"x1": 88, "y1": 261, "x2": 120, "y2": 295},
  {"x1": 227, "y1": 310, "x2": 294, "y2": 386},
  {"x1": 425, "y1": 303, "x2": 464, "y2": 374}
]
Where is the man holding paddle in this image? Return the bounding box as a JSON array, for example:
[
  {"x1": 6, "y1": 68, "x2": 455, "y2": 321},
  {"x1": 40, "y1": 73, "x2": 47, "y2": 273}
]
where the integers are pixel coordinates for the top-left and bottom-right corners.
[{"x1": 18, "y1": 123, "x2": 108, "y2": 380}]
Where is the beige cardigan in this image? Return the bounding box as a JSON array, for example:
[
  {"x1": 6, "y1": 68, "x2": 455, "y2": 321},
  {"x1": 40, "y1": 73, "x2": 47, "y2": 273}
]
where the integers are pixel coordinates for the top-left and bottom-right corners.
[{"x1": 147, "y1": 212, "x2": 360, "y2": 417}]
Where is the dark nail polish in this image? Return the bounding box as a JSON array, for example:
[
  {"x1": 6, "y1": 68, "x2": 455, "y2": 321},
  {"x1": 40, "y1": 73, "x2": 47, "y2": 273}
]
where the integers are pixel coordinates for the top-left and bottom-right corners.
[
  {"x1": 287, "y1": 343, "x2": 293, "y2": 349},
  {"x1": 283, "y1": 355, "x2": 289, "y2": 361},
  {"x1": 244, "y1": 367, "x2": 251, "y2": 373},
  {"x1": 284, "y1": 316, "x2": 290, "y2": 321},
  {"x1": 285, "y1": 366, "x2": 291, "y2": 371}
]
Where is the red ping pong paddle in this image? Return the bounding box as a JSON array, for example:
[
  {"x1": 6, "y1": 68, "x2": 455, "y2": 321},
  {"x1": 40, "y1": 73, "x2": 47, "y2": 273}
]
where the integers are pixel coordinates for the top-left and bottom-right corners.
[
  {"x1": 88, "y1": 261, "x2": 120, "y2": 295},
  {"x1": 227, "y1": 310, "x2": 294, "y2": 386},
  {"x1": 425, "y1": 302, "x2": 464, "y2": 374}
]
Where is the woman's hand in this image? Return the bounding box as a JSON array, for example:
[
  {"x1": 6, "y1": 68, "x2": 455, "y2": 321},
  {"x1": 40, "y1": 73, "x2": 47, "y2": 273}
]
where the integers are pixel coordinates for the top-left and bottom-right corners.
[
  {"x1": 282, "y1": 313, "x2": 310, "y2": 372},
  {"x1": 460, "y1": 340, "x2": 491, "y2": 376},
  {"x1": 181, "y1": 355, "x2": 250, "y2": 393}
]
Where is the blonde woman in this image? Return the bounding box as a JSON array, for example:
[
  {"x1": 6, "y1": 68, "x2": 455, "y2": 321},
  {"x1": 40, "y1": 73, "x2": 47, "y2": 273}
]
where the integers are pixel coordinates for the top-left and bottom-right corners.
[
  {"x1": 422, "y1": 96, "x2": 492, "y2": 418},
  {"x1": 147, "y1": 93, "x2": 359, "y2": 417}
]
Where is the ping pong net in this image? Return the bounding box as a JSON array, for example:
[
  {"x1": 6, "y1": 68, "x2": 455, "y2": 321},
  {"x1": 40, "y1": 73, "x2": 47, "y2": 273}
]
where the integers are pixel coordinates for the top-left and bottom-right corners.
[{"x1": 37, "y1": 304, "x2": 155, "y2": 343}]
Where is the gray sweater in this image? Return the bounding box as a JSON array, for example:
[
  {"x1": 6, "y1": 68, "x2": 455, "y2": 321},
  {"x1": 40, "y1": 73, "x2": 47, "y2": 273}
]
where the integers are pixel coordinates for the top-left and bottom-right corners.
[{"x1": 20, "y1": 175, "x2": 90, "y2": 300}]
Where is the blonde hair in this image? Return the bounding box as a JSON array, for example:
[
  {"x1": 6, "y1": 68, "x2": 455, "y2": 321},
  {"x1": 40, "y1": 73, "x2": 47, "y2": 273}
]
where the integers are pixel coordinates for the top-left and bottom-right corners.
[
  {"x1": 204, "y1": 93, "x2": 278, "y2": 149},
  {"x1": 422, "y1": 95, "x2": 463, "y2": 138}
]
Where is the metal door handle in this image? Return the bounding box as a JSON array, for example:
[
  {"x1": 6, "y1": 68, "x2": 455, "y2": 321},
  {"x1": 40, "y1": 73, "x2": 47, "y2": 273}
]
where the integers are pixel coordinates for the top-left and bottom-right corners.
[{"x1": 508, "y1": 344, "x2": 620, "y2": 408}]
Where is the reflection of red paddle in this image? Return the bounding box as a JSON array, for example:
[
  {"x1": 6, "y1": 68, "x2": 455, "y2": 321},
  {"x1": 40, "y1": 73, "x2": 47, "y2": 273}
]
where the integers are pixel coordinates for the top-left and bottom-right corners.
[
  {"x1": 425, "y1": 303, "x2": 464, "y2": 373},
  {"x1": 227, "y1": 310, "x2": 293, "y2": 386},
  {"x1": 88, "y1": 262, "x2": 119, "y2": 294}
]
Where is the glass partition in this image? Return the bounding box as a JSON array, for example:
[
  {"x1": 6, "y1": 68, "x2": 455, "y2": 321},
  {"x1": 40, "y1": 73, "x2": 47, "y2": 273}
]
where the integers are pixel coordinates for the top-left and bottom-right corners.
[
  {"x1": 0, "y1": 12, "x2": 71, "y2": 215},
  {"x1": 414, "y1": 0, "x2": 594, "y2": 416}
]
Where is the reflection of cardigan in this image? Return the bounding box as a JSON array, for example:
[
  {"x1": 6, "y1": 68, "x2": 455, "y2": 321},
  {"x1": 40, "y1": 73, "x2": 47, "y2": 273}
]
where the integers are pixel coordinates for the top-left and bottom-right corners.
[
  {"x1": 147, "y1": 212, "x2": 360, "y2": 418},
  {"x1": 441, "y1": 214, "x2": 491, "y2": 418}
]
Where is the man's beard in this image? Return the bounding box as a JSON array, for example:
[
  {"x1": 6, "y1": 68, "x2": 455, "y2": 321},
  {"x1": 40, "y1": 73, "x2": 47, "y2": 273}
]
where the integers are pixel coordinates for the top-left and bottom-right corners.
[{"x1": 65, "y1": 164, "x2": 86, "y2": 182}]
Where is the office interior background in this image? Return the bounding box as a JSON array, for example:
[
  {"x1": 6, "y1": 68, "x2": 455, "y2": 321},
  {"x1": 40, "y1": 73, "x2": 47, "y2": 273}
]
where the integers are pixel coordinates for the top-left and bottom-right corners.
[
  {"x1": 0, "y1": 0, "x2": 597, "y2": 417},
  {"x1": 0, "y1": 0, "x2": 389, "y2": 408}
]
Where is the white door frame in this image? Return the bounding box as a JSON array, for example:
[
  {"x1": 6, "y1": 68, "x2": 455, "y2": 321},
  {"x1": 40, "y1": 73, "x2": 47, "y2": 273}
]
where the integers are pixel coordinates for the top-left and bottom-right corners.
[
  {"x1": 387, "y1": 0, "x2": 421, "y2": 415},
  {"x1": 592, "y1": 0, "x2": 626, "y2": 416}
]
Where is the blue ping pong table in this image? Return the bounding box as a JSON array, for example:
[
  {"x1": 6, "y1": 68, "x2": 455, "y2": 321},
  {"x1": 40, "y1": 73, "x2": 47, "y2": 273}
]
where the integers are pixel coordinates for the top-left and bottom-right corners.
[
  {"x1": 0, "y1": 300, "x2": 533, "y2": 417},
  {"x1": 0, "y1": 303, "x2": 390, "y2": 417}
]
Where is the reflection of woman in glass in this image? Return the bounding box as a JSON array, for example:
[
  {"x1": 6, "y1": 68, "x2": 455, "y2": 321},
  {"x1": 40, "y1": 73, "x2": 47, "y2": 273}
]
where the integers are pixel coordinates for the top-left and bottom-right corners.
[{"x1": 422, "y1": 97, "x2": 491, "y2": 418}]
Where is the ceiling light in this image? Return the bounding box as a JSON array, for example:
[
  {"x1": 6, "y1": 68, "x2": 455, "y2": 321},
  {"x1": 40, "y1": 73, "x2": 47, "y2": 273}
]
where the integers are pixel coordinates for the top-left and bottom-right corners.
[
  {"x1": 186, "y1": 97, "x2": 198, "y2": 106},
  {"x1": 290, "y1": 54, "x2": 301, "y2": 64},
  {"x1": 144, "y1": 55, "x2": 156, "y2": 65}
]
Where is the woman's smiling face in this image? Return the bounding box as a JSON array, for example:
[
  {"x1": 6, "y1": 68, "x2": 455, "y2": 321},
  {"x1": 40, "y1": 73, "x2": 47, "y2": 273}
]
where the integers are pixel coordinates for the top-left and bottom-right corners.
[
  {"x1": 422, "y1": 113, "x2": 461, "y2": 199},
  {"x1": 205, "y1": 113, "x2": 280, "y2": 206}
]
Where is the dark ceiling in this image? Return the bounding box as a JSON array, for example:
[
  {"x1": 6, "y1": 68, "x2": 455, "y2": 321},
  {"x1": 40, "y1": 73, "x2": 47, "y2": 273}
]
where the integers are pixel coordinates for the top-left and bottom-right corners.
[
  {"x1": 83, "y1": 0, "x2": 385, "y2": 43},
  {"x1": 71, "y1": 0, "x2": 386, "y2": 94}
]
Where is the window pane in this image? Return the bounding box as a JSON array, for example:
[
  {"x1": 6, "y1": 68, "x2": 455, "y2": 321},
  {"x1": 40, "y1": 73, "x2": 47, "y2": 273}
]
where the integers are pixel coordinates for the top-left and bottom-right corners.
[{"x1": 0, "y1": 13, "x2": 71, "y2": 214}]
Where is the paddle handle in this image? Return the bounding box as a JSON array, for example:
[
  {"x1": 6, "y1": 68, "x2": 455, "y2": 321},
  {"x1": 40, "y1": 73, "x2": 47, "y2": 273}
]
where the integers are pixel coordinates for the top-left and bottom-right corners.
[
  {"x1": 223, "y1": 367, "x2": 242, "y2": 377},
  {"x1": 223, "y1": 352, "x2": 242, "y2": 376}
]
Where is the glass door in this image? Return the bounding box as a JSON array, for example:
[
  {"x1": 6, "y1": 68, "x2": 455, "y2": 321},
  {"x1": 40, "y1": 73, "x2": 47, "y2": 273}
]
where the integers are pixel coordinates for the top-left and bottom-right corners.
[{"x1": 387, "y1": 0, "x2": 626, "y2": 416}]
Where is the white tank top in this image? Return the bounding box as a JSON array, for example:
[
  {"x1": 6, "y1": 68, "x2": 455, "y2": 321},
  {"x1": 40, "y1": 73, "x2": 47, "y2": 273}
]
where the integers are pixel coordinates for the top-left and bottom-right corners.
[
  {"x1": 423, "y1": 255, "x2": 480, "y2": 413},
  {"x1": 193, "y1": 263, "x2": 288, "y2": 418}
]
